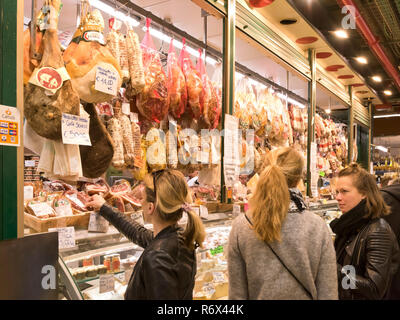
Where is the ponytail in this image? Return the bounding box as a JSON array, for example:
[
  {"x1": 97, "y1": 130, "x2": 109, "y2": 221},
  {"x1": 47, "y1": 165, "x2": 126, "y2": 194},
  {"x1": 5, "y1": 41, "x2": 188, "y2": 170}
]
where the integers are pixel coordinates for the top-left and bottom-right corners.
[
  {"x1": 183, "y1": 209, "x2": 206, "y2": 250},
  {"x1": 249, "y1": 164, "x2": 290, "y2": 243}
]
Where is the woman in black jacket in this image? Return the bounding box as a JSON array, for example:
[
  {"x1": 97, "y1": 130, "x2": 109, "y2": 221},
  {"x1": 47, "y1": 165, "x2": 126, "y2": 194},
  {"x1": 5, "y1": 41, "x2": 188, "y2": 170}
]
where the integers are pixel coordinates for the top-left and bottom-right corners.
[
  {"x1": 87, "y1": 169, "x2": 206, "y2": 300},
  {"x1": 330, "y1": 163, "x2": 400, "y2": 300}
]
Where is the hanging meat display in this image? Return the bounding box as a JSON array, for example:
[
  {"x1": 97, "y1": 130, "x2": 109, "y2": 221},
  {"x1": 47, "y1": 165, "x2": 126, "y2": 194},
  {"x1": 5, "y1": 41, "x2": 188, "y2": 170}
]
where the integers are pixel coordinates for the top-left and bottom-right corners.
[
  {"x1": 126, "y1": 25, "x2": 145, "y2": 95},
  {"x1": 167, "y1": 39, "x2": 187, "y2": 119},
  {"x1": 79, "y1": 103, "x2": 114, "y2": 179},
  {"x1": 63, "y1": 2, "x2": 122, "y2": 104},
  {"x1": 24, "y1": 0, "x2": 80, "y2": 140},
  {"x1": 179, "y1": 38, "x2": 205, "y2": 120},
  {"x1": 136, "y1": 18, "x2": 168, "y2": 122}
]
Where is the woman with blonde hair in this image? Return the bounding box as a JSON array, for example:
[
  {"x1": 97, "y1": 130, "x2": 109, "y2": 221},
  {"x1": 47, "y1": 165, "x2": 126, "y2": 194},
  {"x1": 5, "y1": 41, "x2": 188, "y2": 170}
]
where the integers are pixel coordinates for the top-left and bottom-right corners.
[
  {"x1": 87, "y1": 169, "x2": 205, "y2": 300},
  {"x1": 331, "y1": 163, "x2": 400, "y2": 300},
  {"x1": 228, "y1": 147, "x2": 338, "y2": 300}
]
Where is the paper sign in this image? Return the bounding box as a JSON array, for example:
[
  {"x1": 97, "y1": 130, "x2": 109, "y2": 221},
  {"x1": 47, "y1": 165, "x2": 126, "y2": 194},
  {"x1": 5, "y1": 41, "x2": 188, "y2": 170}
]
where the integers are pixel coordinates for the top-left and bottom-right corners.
[
  {"x1": 61, "y1": 113, "x2": 91, "y2": 146},
  {"x1": 29, "y1": 202, "x2": 55, "y2": 217},
  {"x1": 200, "y1": 205, "x2": 209, "y2": 219},
  {"x1": 88, "y1": 212, "x2": 109, "y2": 233},
  {"x1": 25, "y1": 160, "x2": 36, "y2": 167},
  {"x1": 99, "y1": 274, "x2": 115, "y2": 294},
  {"x1": 233, "y1": 204, "x2": 241, "y2": 217},
  {"x1": 0, "y1": 105, "x2": 20, "y2": 147},
  {"x1": 49, "y1": 227, "x2": 76, "y2": 249},
  {"x1": 95, "y1": 66, "x2": 118, "y2": 96},
  {"x1": 122, "y1": 103, "x2": 130, "y2": 116}
]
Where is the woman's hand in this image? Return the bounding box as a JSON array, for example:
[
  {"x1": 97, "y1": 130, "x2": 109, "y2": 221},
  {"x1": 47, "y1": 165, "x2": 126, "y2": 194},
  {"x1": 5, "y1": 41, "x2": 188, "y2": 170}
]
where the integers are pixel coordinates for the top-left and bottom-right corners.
[{"x1": 86, "y1": 194, "x2": 106, "y2": 212}]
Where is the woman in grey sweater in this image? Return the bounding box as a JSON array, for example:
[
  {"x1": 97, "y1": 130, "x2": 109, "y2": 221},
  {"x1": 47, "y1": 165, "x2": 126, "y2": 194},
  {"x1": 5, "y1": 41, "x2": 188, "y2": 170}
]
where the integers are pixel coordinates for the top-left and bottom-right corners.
[{"x1": 228, "y1": 147, "x2": 338, "y2": 300}]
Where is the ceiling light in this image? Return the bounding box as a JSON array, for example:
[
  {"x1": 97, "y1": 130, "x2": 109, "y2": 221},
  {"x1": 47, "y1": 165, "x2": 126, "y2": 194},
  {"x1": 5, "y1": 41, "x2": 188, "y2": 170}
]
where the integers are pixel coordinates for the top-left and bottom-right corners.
[
  {"x1": 333, "y1": 30, "x2": 348, "y2": 39},
  {"x1": 326, "y1": 109, "x2": 331, "y2": 114},
  {"x1": 142, "y1": 27, "x2": 217, "y2": 66},
  {"x1": 90, "y1": 0, "x2": 140, "y2": 27},
  {"x1": 375, "y1": 145, "x2": 388, "y2": 153},
  {"x1": 373, "y1": 114, "x2": 400, "y2": 119},
  {"x1": 355, "y1": 57, "x2": 367, "y2": 64},
  {"x1": 372, "y1": 76, "x2": 382, "y2": 82},
  {"x1": 384, "y1": 90, "x2": 392, "y2": 96}
]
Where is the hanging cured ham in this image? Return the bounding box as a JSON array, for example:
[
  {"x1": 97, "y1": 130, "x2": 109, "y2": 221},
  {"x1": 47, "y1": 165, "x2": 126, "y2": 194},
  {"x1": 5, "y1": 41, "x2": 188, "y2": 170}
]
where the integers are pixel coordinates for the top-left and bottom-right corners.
[
  {"x1": 24, "y1": 0, "x2": 80, "y2": 140},
  {"x1": 63, "y1": 2, "x2": 122, "y2": 104},
  {"x1": 79, "y1": 103, "x2": 114, "y2": 179}
]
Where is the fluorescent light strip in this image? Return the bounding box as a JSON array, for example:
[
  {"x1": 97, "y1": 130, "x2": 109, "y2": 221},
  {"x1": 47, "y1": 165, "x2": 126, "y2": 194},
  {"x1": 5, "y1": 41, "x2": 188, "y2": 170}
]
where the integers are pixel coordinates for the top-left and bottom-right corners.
[
  {"x1": 143, "y1": 27, "x2": 217, "y2": 66},
  {"x1": 90, "y1": 0, "x2": 140, "y2": 27},
  {"x1": 373, "y1": 114, "x2": 400, "y2": 119}
]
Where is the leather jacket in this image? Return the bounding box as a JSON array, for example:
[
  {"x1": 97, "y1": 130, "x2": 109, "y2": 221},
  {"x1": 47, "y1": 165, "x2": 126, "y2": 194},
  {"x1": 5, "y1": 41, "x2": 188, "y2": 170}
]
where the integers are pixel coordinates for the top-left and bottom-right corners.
[
  {"x1": 338, "y1": 218, "x2": 400, "y2": 300},
  {"x1": 99, "y1": 204, "x2": 196, "y2": 300}
]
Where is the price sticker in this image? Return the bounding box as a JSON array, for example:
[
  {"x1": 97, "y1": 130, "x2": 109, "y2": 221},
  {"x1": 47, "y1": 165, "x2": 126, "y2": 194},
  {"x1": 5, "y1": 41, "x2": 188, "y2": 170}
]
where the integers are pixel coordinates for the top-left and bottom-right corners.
[
  {"x1": 88, "y1": 212, "x2": 109, "y2": 233},
  {"x1": 49, "y1": 227, "x2": 75, "y2": 249},
  {"x1": 95, "y1": 66, "x2": 118, "y2": 96},
  {"x1": 99, "y1": 274, "x2": 115, "y2": 294},
  {"x1": 199, "y1": 205, "x2": 209, "y2": 219},
  {"x1": 61, "y1": 113, "x2": 91, "y2": 146},
  {"x1": 210, "y1": 245, "x2": 224, "y2": 256}
]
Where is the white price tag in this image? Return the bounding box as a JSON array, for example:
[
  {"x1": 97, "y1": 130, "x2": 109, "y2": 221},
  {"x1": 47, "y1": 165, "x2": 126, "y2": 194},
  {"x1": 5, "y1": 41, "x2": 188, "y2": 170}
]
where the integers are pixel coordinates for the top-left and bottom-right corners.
[
  {"x1": 61, "y1": 113, "x2": 91, "y2": 146},
  {"x1": 99, "y1": 274, "x2": 115, "y2": 294},
  {"x1": 95, "y1": 66, "x2": 118, "y2": 96},
  {"x1": 25, "y1": 160, "x2": 36, "y2": 167},
  {"x1": 130, "y1": 112, "x2": 139, "y2": 123},
  {"x1": 233, "y1": 204, "x2": 241, "y2": 217},
  {"x1": 199, "y1": 205, "x2": 209, "y2": 219},
  {"x1": 88, "y1": 212, "x2": 109, "y2": 233},
  {"x1": 49, "y1": 227, "x2": 76, "y2": 249},
  {"x1": 122, "y1": 103, "x2": 130, "y2": 116}
]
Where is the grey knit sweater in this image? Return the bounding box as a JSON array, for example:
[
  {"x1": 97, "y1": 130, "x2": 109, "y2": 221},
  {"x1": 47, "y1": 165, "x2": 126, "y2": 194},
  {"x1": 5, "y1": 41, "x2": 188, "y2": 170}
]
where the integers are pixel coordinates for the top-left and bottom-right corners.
[{"x1": 228, "y1": 209, "x2": 338, "y2": 300}]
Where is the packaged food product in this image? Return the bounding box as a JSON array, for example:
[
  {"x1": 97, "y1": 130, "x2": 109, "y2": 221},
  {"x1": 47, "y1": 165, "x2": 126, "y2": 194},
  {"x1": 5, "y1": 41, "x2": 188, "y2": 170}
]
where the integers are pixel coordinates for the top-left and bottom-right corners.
[{"x1": 112, "y1": 254, "x2": 121, "y2": 273}]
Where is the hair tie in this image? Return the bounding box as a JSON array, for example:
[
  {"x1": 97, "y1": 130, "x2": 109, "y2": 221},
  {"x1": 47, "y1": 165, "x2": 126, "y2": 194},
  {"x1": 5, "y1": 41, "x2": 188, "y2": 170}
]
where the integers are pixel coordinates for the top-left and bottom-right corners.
[{"x1": 181, "y1": 202, "x2": 192, "y2": 212}]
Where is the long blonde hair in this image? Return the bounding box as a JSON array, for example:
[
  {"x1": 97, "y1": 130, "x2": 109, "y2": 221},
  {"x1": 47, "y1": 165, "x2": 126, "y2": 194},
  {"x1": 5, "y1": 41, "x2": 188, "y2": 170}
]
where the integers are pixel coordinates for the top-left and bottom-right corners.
[
  {"x1": 249, "y1": 147, "x2": 304, "y2": 243},
  {"x1": 144, "y1": 169, "x2": 206, "y2": 250}
]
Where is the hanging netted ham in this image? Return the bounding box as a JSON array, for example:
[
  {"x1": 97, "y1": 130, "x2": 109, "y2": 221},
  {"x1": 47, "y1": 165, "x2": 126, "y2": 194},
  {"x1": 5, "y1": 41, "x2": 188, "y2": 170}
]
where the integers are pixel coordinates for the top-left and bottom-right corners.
[
  {"x1": 79, "y1": 103, "x2": 114, "y2": 178},
  {"x1": 24, "y1": 0, "x2": 80, "y2": 140},
  {"x1": 63, "y1": 4, "x2": 122, "y2": 104}
]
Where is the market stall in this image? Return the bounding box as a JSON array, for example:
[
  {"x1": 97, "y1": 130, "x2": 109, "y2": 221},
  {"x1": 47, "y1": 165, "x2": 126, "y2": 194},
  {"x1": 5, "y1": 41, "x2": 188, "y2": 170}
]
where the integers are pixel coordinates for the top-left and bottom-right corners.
[{"x1": 2, "y1": 0, "x2": 376, "y2": 299}]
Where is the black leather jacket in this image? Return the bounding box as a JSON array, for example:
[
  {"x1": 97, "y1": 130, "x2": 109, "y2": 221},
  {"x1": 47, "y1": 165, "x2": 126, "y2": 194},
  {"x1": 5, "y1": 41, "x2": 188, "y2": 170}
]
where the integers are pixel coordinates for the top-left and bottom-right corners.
[
  {"x1": 99, "y1": 204, "x2": 196, "y2": 300},
  {"x1": 338, "y1": 218, "x2": 400, "y2": 300}
]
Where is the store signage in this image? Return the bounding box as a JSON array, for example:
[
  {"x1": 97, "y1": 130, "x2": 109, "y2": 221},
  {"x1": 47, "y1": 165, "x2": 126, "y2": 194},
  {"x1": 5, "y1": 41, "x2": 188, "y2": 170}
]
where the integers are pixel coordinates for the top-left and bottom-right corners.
[
  {"x1": 88, "y1": 212, "x2": 109, "y2": 233},
  {"x1": 0, "y1": 105, "x2": 20, "y2": 147},
  {"x1": 48, "y1": 227, "x2": 76, "y2": 249},
  {"x1": 61, "y1": 113, "x2": 91, "y2": 146},
  {"x1": 95, "y1": 66, "x2": 118, "y2": 96},
  {"x1": 99, "y1": 274, "x2": 115, "y2": 294}
]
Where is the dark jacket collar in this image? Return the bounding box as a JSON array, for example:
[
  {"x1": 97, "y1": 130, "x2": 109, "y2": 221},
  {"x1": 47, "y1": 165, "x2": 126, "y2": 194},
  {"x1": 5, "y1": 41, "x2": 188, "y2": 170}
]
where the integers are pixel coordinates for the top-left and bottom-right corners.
[{"x1": 153, "y1": 224, "x2": 181, "y2": 240}]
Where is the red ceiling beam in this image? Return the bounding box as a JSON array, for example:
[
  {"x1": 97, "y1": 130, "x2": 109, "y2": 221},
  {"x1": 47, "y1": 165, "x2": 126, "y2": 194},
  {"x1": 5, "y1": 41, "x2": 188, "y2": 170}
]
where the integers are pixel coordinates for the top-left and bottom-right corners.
[{"x1": 336, "y1": 0, "x2": 400, "y2": 92}]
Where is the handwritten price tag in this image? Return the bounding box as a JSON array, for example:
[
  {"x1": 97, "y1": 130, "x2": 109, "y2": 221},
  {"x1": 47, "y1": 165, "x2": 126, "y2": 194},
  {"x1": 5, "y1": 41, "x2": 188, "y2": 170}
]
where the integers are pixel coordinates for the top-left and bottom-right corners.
[
  {"x1": 99, "y1": 274, "x2": 115, "y2": 294},
  {"x1": 61, "y1": 113, "x2": 91, "y2": 146},
  {"x1": 49, "y1": 227, "x2": 76, "y2": 249},
  {"x1": 88, "y1": 212, "x2": 109, "y2": 233},
  {"x1": 95, "y1": 66, "x2": 118, "y2": 96}
]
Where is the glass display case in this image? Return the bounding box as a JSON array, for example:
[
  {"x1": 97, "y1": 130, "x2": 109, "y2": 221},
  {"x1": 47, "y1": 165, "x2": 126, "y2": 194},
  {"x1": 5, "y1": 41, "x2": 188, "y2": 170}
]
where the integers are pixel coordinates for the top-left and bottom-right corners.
[{"x1": 58, "y1": 210, "x2": 235, "y2": 300}]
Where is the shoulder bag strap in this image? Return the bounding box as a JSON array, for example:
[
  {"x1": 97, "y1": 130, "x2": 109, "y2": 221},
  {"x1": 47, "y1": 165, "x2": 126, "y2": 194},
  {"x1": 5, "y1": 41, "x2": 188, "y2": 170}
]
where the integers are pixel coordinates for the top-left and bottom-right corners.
[{"x1": 244, "y1": 213, "x2": 315, "y2": 300}]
